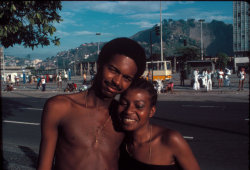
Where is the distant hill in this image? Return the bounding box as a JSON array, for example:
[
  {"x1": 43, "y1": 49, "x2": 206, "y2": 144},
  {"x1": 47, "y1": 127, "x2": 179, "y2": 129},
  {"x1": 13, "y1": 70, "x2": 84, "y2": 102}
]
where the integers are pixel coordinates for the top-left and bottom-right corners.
[
  {"x1": 46, "y1": 19, "x2": 233, "y2": 69},
  {"x1": 131, "y1": 19, "x2": 233, "y2": 57}
]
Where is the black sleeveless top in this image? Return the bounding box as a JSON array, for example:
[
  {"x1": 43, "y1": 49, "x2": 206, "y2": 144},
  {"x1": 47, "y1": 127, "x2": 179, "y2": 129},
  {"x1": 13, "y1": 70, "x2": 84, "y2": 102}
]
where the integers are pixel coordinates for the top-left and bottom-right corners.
[{"x1": 119, "y1": 144, "x2": 182, "y2": 170}]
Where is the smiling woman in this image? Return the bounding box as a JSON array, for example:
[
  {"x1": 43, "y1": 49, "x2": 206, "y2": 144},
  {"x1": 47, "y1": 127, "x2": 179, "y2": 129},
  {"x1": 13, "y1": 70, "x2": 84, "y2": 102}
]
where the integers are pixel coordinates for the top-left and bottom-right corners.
[{"x1": 118, "y1": 78, "x2": 201, "y2": 170}]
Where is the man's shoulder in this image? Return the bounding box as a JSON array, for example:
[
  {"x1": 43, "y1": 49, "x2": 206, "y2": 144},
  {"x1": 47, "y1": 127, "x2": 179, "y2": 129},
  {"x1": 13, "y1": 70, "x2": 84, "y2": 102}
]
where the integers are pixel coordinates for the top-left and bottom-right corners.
[{"x1": 45, "y1": 94, "x2": 77, "y2": 111}]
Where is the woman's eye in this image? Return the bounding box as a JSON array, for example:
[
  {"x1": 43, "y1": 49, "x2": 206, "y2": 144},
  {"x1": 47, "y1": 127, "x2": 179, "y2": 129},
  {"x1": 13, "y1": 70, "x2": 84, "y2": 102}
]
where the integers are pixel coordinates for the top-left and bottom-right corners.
[{"x1": 136, "y1": 104, "x2": 144, "y2": 109}]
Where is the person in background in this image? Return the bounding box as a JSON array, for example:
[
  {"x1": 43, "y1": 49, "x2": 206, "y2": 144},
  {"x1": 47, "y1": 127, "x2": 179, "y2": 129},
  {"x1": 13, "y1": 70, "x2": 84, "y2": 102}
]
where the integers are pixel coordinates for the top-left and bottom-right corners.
[
  {"x1": 64, "y1": 72, "x2": 68, "y2": 82},
  {"x1": 83, "y1": 72, "x2": 87, "y2": 84},
  {"x1": 180, "y1": 69, "x2": 185, "y2": 86},
  {"x1": 201, "y1": 69, "x2": 208, "y2": 88},
  {"x1": 166, "y1": 81, "x2": 174, "y2": 94},
  {"x1": 218, "y1": 68, "x2": 224, "y2": 88},
  {"x1": 41, "y1": 76, "x2": 46, "y2": 91},
  {"x1": 36, "y1": 76, "x2": 41, "y2": 89},
  {"x1": 193, "y1": 69, "x2": 200, "y2": 91},
  {"x1": 206, "y1": 70, "x2": 212, "y2": 91},
  {"x1": 118, "y1": 78, "x2": 200, "y2": 170},
  {"x1": 238, "y1": 67, "x2": 246, "y2": 91},
  {"x1": 57, "y1": 72, "x2": 62, "y2": 89},
  {"x1": 224, "y1": 68, "x2": 231, "y2": 87}
]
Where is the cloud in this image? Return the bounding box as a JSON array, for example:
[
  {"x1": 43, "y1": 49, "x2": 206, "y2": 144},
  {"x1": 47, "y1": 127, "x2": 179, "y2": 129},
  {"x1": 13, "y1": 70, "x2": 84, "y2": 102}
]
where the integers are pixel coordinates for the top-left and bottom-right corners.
[
  {"x1": 127, "y1": 21, "x2": 155, "y2": 28},
  {"x1": 55, "y1": 30, "x2": 70, "y2": 37},
  {"x1": 170, "y1": 8, "x2": 232, "y2": 23},
  {"x1": 206, "y1": 15, "x2": 233, "y2": 22},
  {"x1": 73, "y1": 30, "x2": 112, "y2": 37},
  {"x1": 127, "y1": 12, "x2": 175, "y2": 20},
  {"x1": 63, "y1": 1, "x2": 176, "y2": 15},
  {"x1": 74, "y1": 30, "x2": 95, "y2": 36},
  {"x1": 178, "y1": 1, "x2": 195, "y2": 5}
]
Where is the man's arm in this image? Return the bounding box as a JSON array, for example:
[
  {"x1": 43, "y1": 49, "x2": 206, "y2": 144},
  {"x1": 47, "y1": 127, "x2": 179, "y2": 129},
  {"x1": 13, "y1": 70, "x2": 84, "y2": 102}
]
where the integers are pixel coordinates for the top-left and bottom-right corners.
[{"x1": 37, "y1": 96, "x2": 68, "y2": 170}]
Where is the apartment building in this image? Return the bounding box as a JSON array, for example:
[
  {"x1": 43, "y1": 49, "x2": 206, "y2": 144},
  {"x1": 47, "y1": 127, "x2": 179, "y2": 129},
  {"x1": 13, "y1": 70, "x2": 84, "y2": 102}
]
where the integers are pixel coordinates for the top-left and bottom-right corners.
[{"x1": 233, "y1": 1, "x2": 250, "y2": 71}]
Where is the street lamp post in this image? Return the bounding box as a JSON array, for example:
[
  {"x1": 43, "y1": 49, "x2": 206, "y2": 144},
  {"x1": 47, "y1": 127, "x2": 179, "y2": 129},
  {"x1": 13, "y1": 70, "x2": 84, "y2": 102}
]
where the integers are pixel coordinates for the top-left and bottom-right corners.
[
  {"x1": 96, "y1": 33, "x2": 101, "y2": 55},
  {"x1": 150, "y1": 30, "x2": 153, "y2": 82},
  {"x1": 74, "y1": 49, "x2": 77, "y2": 76},
  {"x1": 199, "y1": 19, "x2": 205, "y2": 60},
  {"x1": 160, "y1": 1, "x2": 163, "y2": 61}
]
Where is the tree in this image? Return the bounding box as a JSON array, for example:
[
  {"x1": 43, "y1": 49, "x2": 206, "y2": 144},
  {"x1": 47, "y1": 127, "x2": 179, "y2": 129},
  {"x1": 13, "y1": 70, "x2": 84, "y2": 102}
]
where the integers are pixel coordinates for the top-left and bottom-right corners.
[
  {"x1": 216, "y1": 52, "x2": 229, "y2": 69},
  {"x1": 175, "y1": 46, "x2": 199, "y2": 69},
  {"x1": 0, "y1": 1, "x2": 62, "y2": 49},
  {"x1": 175, "y1": 46, "x2": 199, "y2": 61}
]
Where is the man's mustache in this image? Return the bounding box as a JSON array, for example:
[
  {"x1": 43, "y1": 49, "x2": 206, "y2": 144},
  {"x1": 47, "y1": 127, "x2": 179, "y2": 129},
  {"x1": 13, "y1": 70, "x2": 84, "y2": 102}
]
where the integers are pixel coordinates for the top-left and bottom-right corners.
[{"x1": 104, "y1": 80, "x2": 122, "y2": 91}]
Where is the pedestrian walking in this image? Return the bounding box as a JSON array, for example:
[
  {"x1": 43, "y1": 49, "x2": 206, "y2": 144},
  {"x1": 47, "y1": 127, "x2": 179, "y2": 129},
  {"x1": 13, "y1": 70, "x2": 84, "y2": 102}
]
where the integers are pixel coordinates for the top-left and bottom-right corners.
[
  {"x1": 41, "y1": 76, "x2": 46, "y2": 91},
  {"x1": 180, "y1": 69, "x2": 185, "y2": 86},
  {"x1": 57, "y1": 72, "x2": 62, "y2": 89},
  {"x1": 36, "y1": 76, "x2": 41, "y2": 89},
  {"x1": 218, "y1": 68, "x2": 224, "y2": 88},
  {"x1": 201, "y1": 69, "x2": 208, "y2": 88},
  {"x1": 193, "y1": 69, "x2": 200, "y2": 90},
  {"x1": 207, "y1": 70, "x2": 212, "y2": 91},
  {"x1": 224, "y1": 68, "x2": 231, "y2": 87},
  {"x1": 237, "y1": 67, "x2": 246, "y2": 91},
  {"x1": 64, "y1": 73, "x2": 68, "y2": 82},
  {"x1": 83, "y1": 72, "x2": 87, "y2": 84}
]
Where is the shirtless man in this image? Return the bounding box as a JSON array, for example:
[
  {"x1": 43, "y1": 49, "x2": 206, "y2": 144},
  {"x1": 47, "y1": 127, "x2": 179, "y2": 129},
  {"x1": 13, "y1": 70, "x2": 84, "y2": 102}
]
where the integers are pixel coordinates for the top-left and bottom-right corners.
[{"x1": 37, "y1": 37, "x2": 146, "y2": 170}]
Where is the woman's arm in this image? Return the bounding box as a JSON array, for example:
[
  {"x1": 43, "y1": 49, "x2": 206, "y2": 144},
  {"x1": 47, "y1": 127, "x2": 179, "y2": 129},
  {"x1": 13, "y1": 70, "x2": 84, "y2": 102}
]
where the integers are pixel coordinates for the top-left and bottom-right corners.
[{"x1": 168, "y1": 130, "x2": 200, "y2": 170}]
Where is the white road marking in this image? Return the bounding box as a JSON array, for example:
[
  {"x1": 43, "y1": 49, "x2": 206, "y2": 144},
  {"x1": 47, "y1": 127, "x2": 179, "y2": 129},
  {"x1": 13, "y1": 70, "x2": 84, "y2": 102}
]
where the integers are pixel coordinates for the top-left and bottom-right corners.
[
  {"x1": 182, "y1": 105, "x2": 223, "y2": 108},
  {"x1": 3, "y1": 120, "x2": 40, "y2": 126},
  {"x1": 19, "y1": 107, "x2": 43, "y2": 111},
  {"x1": 183, "y1": 136, "x2": 194, "y2": 140}
]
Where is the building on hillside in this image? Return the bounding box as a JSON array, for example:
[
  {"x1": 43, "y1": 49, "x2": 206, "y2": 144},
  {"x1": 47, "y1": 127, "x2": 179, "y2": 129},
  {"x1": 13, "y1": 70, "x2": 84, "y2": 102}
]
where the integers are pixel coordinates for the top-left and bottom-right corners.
[
  {"x1": 0, "y1": 47, "x2": 31, "y2": 82},
  {"x1": 233, "y1": 1, "x2": 249, "y2": 72}
]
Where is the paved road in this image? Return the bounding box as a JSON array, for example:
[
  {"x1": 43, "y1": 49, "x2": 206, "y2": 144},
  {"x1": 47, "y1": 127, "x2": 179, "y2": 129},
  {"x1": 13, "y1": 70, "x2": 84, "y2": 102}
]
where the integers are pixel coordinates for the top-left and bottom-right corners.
[{"x1": 1, "y1": 74, "x2": 249, "y2": 170}]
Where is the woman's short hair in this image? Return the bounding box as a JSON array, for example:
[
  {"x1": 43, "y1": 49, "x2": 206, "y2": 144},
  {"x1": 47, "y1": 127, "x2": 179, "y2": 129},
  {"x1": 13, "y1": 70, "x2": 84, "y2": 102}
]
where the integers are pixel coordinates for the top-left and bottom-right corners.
[
  {"x1": 123, "y1": 78, "x2": 157, "y2": 106},
  {"x1": 97, "y1": 37, "x2": 146, "y2": 79}
]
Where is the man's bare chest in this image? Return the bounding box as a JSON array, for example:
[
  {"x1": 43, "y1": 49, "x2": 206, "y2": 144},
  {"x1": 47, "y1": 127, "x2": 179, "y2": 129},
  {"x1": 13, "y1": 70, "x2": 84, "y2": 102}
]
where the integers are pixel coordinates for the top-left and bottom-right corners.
[{"x1": 58, "y1": 108, "x2": 123, "y2": 148}]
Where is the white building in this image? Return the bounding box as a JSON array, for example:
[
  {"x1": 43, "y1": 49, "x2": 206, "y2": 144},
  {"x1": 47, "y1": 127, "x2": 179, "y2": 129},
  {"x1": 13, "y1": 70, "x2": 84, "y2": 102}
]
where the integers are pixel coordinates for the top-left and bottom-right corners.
[{"x1": 233, "y1": 1, "x2": 249, "y2": 71}]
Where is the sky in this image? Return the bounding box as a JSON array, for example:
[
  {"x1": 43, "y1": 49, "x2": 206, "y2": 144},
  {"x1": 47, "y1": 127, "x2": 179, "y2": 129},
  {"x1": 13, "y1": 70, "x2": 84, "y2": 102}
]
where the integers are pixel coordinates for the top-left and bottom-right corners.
[{"x1": 4, "y1": 1, "x2": 233, "y2": 60}]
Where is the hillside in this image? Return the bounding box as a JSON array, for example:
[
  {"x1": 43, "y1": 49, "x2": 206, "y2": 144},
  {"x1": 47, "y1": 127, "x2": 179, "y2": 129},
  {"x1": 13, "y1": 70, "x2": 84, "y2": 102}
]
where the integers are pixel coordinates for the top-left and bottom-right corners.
[
  {"x1": 46, "y1": 19, "x2": 233, "y2": 69},
  {"x1": 131, "y1": 19, "x2": 233, "y2": 57}
]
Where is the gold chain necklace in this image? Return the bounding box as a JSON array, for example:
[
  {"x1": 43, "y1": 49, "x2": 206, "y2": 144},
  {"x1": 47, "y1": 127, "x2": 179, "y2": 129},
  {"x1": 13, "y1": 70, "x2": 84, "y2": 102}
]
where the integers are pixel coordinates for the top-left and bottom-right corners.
[
  {"x1": 84, "y1": 90, "x2": 111, "y2": 144},
  {"x1": 126, "y1": 124, "x2": 152, "y2": 161}
]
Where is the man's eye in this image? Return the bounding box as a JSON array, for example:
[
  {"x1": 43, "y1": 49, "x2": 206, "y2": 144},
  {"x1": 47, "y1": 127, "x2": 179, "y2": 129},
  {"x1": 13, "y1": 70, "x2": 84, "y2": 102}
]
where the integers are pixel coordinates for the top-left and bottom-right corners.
[
  {"x1": 119, "y1": 100, "x2": 128, "y2": 106},
  {"x1": 108, "y1": 66, "x2": 118, "y2": 73},
  {"x1": 123, "y1": 76, "x2": 132, "y2": 82}
]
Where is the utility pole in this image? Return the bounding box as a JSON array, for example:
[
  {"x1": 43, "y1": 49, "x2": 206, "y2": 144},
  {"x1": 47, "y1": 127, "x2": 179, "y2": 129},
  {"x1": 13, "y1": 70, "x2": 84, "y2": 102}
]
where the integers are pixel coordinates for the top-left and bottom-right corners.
[
  {"x1": 199, "y1": 19, "x2": 205, "y2": 60},
  {"x1": 160, "y1": 1, "x2": 163, "y2": 61},
  {"x1": 96, "y1": 33, "x2": 101, "y2": 55},
  {"x1": 74, "y1": 49, "x2": 77, "y2": 76},
  {"x1": 150, "y1": 29, "x2": 153, "y2": 82}
]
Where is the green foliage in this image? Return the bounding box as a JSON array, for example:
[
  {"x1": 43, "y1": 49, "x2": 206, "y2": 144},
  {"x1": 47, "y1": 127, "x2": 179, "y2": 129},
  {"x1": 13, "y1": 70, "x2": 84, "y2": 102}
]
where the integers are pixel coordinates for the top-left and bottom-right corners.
[
  {"x1": 187, "y1": 19, "x2": 195, "y2": 27},
  {"x1": 0, "y1": 1, "x2": 62, "y2": 49},
  {"x1": 175, "y1": 46, "x2": 200, "y2": 61},
  {"x1": 216, "y1": 52, "x2": 229, "y2": 69}
]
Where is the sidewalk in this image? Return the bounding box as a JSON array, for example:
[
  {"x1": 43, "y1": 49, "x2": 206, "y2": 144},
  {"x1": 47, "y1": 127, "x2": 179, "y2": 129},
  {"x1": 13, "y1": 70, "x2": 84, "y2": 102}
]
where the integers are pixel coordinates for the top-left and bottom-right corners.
[{"x1": 1, "y1": 74, "x2": 249, "y2": 95}]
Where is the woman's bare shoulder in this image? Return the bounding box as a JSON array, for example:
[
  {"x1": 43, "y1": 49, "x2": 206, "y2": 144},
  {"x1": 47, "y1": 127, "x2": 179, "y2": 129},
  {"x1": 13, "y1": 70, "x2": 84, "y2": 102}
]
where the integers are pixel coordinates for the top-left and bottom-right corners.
[{"x1": 152, "y1": 124, "x2": 184, "y2": 146}]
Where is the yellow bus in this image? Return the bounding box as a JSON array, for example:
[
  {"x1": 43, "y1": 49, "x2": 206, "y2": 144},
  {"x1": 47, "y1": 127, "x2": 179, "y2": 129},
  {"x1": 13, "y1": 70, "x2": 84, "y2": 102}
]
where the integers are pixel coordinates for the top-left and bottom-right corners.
[{"x1": 143, "y1": 60, "x2": 172, "y2": 81}]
